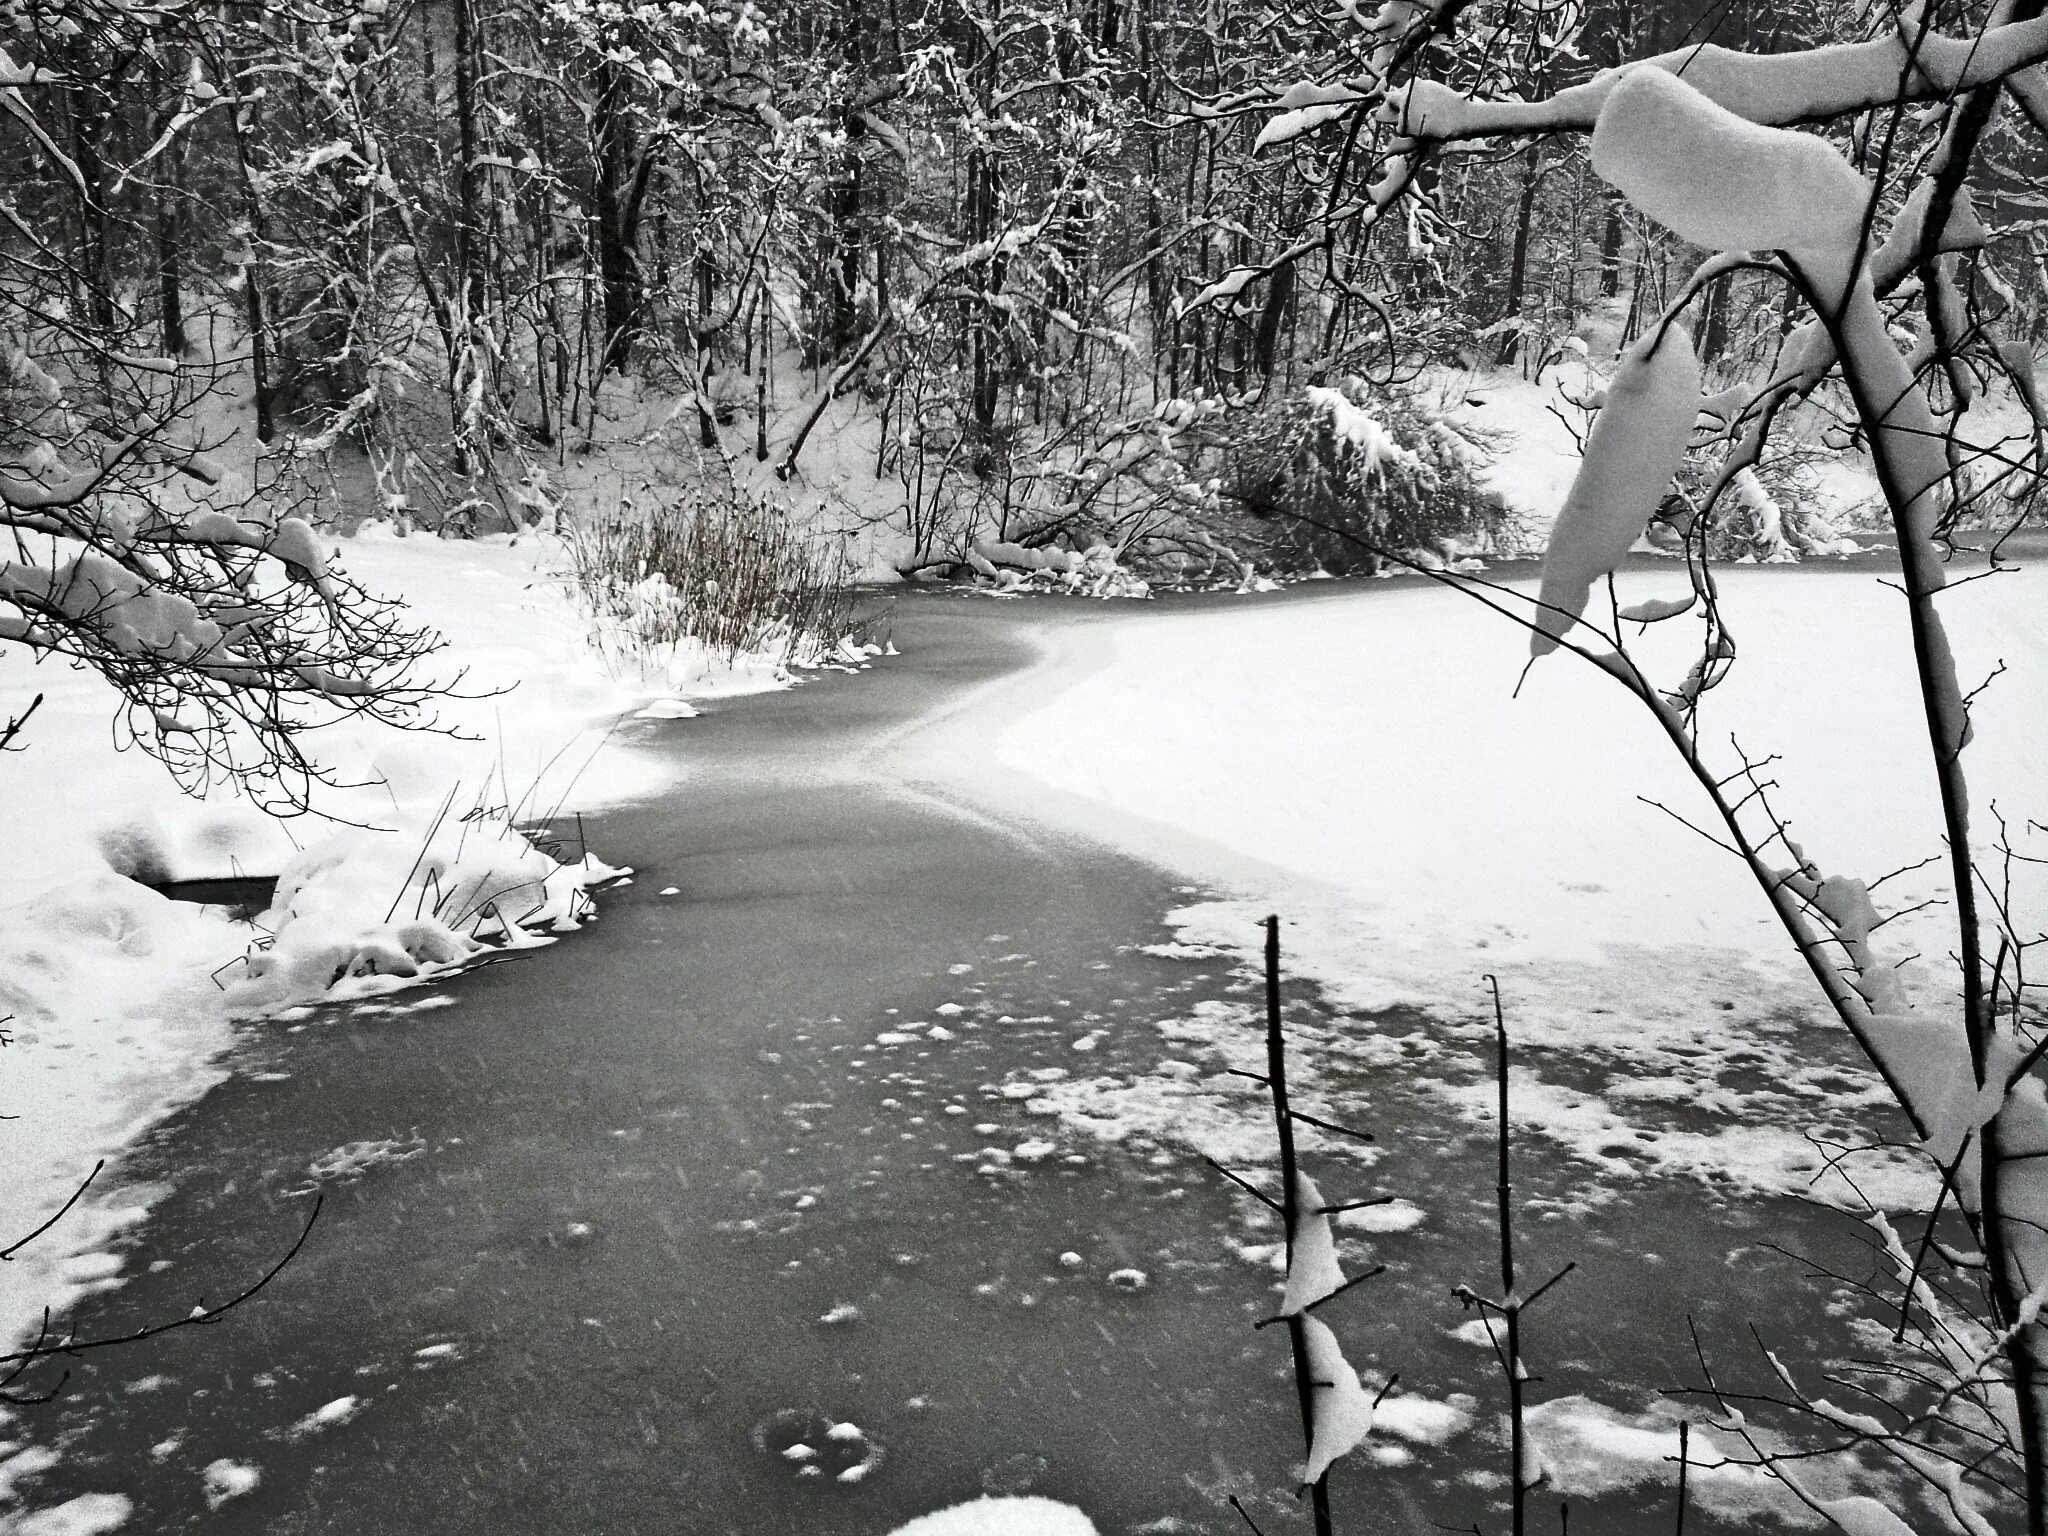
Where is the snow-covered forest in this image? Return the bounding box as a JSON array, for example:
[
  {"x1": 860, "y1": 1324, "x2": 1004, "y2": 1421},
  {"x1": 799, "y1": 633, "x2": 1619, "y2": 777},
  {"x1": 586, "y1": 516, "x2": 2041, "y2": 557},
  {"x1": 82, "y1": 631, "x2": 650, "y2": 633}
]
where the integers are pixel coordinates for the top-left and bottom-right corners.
[{"x1": 3, "y1": 0, "x2": 2048, "y2": 1529}]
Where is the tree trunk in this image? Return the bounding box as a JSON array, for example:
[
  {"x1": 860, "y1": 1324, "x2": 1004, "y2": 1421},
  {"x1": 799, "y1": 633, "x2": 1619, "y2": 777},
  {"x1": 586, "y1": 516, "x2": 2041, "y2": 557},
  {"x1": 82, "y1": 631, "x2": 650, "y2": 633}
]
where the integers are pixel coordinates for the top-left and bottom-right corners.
[
  {"x1": 1495, "y1": 145, "x2": 1540, "y2": 366},
  {"x1": 591, "y1": 59, "x2": 648, "y2": 380},
  {"x1": 1597, "y1": 195, "x2": 1624, "y2": 300},
  {"x1": 962, "y1": 2, "x2": 1005, "y2": 475},
  {"x1": 155, "y1": 73, "x2": 186, "y2": 357}
]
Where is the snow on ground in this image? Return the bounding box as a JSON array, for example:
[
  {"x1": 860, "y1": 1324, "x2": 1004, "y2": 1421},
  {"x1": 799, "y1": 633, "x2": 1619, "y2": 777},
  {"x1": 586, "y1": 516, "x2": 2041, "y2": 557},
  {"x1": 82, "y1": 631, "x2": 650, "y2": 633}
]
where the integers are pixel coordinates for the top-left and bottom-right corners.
[
  {"x1": 0, "y1": 526, "x2": 802, "y2": 1399},
  {"x1": 1430, "y1": 364, "x2": 1593, "y2": 535},
  {"x1": 929, "y1": 561, "x2": 2046, "y2": 1214},
  {"x1": 1433, "y1": 338, "x2": 2034, "y2": 543}
]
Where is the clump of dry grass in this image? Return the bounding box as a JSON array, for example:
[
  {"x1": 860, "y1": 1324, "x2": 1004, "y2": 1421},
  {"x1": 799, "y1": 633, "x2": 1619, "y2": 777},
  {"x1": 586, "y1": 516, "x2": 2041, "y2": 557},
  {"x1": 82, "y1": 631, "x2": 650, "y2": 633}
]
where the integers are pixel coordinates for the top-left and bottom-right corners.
[{"x1": 562, "y1": 471, "x2": 856, "y2": 667}]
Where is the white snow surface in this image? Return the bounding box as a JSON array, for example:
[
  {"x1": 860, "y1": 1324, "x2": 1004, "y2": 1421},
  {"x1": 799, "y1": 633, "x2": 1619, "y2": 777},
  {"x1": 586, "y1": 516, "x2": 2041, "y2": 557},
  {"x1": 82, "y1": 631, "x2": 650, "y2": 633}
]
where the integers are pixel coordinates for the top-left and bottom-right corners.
[
  {"x1": 0, "y1": 527, "x2": 796, "y2": 1396},
  {"x1": 1525, "y1": 1396, "x2": 1877, "y2": 1525},
  {"x1": 884, "y1": 1496, "x2": 1099, "y2": 1536},
  {"x1": 924, "y1": 561, "x2": 2047, "y2": 1211},
  {"x1": 0, "y1": 1494, "x2": 132, "y2": 1536}
]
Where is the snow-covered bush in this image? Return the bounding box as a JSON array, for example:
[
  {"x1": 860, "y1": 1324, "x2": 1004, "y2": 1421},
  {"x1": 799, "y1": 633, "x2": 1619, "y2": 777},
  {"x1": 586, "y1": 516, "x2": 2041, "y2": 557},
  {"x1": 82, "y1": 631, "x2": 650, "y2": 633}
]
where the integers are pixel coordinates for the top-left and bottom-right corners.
[
  {"x1": 1699, "y1": 464, "x2": 1861, "y2": 563},
  {"x1": 235, "y1": 803, "x2": 625, "y2": 1005},
  {"x1": 1225, "y1": 381, "x2": 1510, "y2": 574},
  {"x1": 561, "y1": 472, "x2": 858, "y2": 668}
]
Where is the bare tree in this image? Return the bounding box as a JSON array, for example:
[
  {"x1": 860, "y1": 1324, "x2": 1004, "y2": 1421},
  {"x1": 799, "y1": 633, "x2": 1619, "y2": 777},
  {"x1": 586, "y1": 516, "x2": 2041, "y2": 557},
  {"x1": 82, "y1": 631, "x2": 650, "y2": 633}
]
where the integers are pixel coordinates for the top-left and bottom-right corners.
[{"x1": 4, "y1": 28, "x2": 444, "y2": 808}]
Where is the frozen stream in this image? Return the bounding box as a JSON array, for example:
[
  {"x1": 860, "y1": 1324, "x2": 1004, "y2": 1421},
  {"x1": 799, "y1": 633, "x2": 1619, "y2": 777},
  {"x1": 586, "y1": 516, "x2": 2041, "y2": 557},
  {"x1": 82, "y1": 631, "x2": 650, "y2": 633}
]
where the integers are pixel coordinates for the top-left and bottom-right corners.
[{"x1": 2, "y1": 573, "x2": 2014, "y2": 1536}]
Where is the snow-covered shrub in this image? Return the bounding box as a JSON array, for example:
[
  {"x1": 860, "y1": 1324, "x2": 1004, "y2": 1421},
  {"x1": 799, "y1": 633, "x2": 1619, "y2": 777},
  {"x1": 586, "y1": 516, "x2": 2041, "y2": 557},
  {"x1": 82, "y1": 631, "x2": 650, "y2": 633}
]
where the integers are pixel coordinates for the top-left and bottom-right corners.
[
  {"x1": 561, "y1": 471, "x2": 858, "y2": 667},
  {"x1": 1224, "y1": 381, "x2": 1511, "y2": 574},
  {"x1": 1716, "y1": 467, "x2": 1861, "y2": 562},
  {"x1": 1655, "y1": 437, "x2": 1865, "y2": 563}
]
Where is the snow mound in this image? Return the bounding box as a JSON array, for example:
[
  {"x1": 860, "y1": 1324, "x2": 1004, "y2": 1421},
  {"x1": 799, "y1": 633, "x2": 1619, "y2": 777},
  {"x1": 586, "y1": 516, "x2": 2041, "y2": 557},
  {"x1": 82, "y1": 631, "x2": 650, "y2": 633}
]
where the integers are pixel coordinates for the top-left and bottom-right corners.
[
  {"x1": 287, "y1": 1395, "x2": 363, "y2": 1439},
  {"x1": 200, "y1": 1459, "x2": 260, "y2": 1510},
  {"x1": 885, "y1": 1496, "x2": 1099, "y2": 1536},
  {"x1": 1591, "y1": 66, "x2": 1872, "y2": 253},
  {"x1": 1816, "y1": 1498, "x2": 1918, "y2": 1536},
  {"x1": 1338, "y1": 1198, "x2": 1424, "y2": 1234},
  {"x1": 304, "y1": 1136, "x2": 425, "y2": 1185}
]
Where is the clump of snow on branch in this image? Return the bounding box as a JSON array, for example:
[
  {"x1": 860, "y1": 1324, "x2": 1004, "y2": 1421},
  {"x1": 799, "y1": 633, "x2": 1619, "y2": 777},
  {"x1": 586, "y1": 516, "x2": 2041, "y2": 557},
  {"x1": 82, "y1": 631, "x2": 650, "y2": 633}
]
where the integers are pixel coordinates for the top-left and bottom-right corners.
[
  {"x1": 1279, "y1": 1170, "x2": 1345, "y2": 1315},
  {"x1": 1590, "y1": 66, "x2": 1872, "y2": 254},
  {"x1": 1532, "y1": 325, "x2": 1700, "y2": 656},
  {"x1": 1255, "y1": 82, "x2": 1366, "y2": 151},
  {"x1": 1301, "y1": 1315, "x2": 1379, "y2": 1483},
  {"x1": 1272, "y1": 1169, "x2": 1380, "y2": 1483},
  {"x1": 1304, "y1": 388, "x2": 1422, "y2": 481}
]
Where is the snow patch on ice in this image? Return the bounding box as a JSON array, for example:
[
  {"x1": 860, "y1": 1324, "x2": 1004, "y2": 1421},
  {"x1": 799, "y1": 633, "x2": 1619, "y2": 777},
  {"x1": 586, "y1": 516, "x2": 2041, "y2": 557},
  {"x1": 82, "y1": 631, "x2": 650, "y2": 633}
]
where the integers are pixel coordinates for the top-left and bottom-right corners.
[
  {"x1": 1526, "y1": 1396, "x2": 1870, "y2": 1525},
  {"x1": 287, "y1": 1395, "x2": 362, "y2": 1439},
  {"x1": 1339, "y1": 1198, "x2": 1425, "y2": 1234},
  {"x1": 200, "y1": 1459, "x2": 259, "y2": 1510},
  {"x1": 3, "y1": 1493, "x2": 134, "y2": 1536},
  {"x1": 885, "y1": 1497, "x2": 1099, "y2": 1536}
]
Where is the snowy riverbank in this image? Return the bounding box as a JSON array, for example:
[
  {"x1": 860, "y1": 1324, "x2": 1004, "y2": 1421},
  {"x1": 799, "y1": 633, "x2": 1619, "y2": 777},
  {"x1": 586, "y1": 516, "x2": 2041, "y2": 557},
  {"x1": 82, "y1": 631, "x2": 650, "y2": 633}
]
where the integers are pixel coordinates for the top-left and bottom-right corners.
[{"x1": 0, "y1": 528, "x2": 806, "y2": 1386}]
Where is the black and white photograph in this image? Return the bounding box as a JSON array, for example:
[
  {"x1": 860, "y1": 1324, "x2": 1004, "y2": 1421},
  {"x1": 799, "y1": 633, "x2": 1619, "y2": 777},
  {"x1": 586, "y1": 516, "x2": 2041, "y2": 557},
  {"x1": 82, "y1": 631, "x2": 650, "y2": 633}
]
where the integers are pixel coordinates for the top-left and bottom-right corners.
[{"x1": 2, "y1": 0, "x2": 2046, "y2": 1529}]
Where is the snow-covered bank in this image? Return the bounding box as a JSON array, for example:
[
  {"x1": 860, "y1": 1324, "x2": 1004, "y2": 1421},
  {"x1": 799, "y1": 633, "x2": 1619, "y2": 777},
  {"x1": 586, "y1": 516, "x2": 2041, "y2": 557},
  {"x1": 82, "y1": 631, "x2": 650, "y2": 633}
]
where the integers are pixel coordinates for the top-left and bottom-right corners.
[
  {"x1": 925, "y1": 562, "x2": 2046, "y2": 1209},
  {"x1": 0, "y1": 528, "x2": 807, "y2": 1397}
]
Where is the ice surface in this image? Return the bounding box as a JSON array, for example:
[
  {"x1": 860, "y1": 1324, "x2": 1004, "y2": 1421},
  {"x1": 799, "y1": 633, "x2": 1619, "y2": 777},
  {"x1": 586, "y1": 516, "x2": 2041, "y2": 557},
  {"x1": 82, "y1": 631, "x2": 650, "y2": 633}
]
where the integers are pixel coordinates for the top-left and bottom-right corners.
[
  {"x1": 935, "y1": 567, "x2": 2045, "y2": 1210},
  {"x1": 0, "y1": 528, "x2": 789, "y2": 1374}
]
